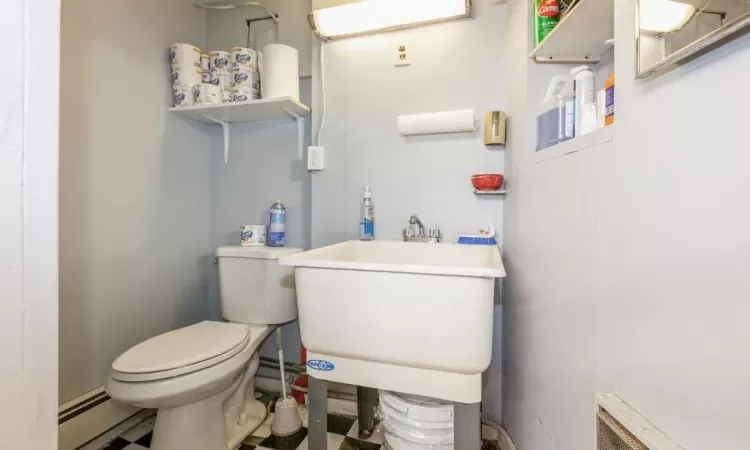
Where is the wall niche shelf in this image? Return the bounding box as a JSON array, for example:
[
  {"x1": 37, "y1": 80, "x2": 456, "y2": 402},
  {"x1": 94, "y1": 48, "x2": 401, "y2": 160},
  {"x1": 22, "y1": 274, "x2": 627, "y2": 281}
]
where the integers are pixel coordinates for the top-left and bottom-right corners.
[
  {"x1": 532, "y1": 126, "x2": 614, "y2": 164},
  {"x1": 530, "y1": 0, "x2": 614, "y2": 63},
  {"x1": 474, "y1": 190, "x2": 507, "y2": 196},
  {"x1": 169, "y1": 97, "x2": 311, "y2": 163}
]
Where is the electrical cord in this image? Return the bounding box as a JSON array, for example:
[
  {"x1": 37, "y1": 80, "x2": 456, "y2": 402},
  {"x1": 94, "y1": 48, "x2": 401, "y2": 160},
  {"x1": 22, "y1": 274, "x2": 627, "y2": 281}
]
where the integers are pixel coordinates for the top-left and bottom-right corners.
[{"x1": 316, "y1": 40, "x2": 326, "y2": 147}]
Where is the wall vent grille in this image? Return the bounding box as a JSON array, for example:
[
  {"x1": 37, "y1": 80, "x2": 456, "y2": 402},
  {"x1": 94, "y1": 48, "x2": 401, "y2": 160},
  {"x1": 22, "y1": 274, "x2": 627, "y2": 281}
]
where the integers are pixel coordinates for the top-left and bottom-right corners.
[{"x1": 597, "y1": 410, "x2": 648, "y2": 450}]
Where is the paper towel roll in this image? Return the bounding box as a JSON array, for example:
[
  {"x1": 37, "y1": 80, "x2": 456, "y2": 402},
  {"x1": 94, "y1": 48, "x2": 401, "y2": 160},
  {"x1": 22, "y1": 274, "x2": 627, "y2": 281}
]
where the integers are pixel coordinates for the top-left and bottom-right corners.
[
  {"x1": 397, "y1": 109, "x2": 476, "y2": 136},
  {"x1": 261, "y1": 44, "x2": 299, "y2": 100}
]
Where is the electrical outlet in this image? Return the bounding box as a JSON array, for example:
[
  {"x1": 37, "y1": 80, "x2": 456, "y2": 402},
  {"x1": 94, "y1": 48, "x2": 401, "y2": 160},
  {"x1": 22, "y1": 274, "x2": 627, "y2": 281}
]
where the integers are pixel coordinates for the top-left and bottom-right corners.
[
  {"x1": 307, "y1": 146, "x2": 325, "y2": 171},
  {"x1": 395, "y1": 44, "x2": 411, "y2": 67}
]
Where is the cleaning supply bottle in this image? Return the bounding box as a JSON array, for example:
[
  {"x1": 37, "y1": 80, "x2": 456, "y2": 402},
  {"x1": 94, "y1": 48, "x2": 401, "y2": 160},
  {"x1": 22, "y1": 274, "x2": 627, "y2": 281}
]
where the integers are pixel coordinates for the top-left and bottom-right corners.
[
  {"x1": 570, "y1": 65, "x2": 595, "y2": 137},
  {"x1": 605, "y1": 73, "x2": 615, "y2": 126},
  {"x1": 360, "y1": 186, "x2": 375, "y2": 241},
  {"x1": 268, "y1": 200, "x2": 286, "y2": 247},
  {"x1": 534, "y1": 0, "x2": 560, "y2": 45}
]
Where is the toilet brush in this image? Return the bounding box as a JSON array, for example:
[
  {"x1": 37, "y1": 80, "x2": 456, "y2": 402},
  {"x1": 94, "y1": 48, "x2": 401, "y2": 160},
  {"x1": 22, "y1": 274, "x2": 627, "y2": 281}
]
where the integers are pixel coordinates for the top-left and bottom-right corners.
[{"x1": 271, "y1": 328, "x2": 302, "y2": 436}]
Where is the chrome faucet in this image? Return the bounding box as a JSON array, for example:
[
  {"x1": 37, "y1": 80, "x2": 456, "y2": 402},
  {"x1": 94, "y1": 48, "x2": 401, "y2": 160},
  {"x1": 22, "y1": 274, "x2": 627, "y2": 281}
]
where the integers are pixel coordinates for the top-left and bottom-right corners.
[{"x1": 403, "y1": 214, "x2": 442, "y2": 243}]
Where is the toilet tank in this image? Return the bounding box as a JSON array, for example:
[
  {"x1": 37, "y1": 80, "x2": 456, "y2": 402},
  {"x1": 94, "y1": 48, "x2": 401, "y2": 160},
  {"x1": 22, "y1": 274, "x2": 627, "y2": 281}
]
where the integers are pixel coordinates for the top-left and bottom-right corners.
[{"x1": 216, "y1": 246, "x2": 304, "y2": 325}]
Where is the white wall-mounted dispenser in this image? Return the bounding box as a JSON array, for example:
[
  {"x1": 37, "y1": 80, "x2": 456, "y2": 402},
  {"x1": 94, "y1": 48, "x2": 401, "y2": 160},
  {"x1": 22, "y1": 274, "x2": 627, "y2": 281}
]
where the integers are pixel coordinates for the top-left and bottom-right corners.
[
  {"x1": 397, "y1": 109, "x2": 476, "y2": 136},
  {"x1": 308, "y1": 0, "x2": 472, "y2": 40}
]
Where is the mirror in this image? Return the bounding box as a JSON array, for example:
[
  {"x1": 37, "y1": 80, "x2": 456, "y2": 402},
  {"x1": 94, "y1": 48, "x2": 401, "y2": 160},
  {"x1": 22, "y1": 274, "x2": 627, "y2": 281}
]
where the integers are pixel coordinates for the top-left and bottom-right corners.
[{"x1": 636, "y1": 0, "x2": 750, "y2": 78}]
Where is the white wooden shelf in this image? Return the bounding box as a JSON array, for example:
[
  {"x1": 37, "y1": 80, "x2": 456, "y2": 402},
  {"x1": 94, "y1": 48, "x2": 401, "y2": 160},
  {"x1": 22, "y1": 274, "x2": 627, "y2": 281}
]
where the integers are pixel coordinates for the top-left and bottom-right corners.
[
  {"x1": 530, "y1": 0, "x2": 614, "y2": 63},
  {"x1": 169, "y1": 97, "x2": 310, "y2": 123},
  {"x1": 474, "y1": 190, "x2": 507, "y2": 196},
  {"x1": 169, "y1": 97, "x2": 311, "y2": 163},
  {"x1": 532, "y1": 126, "x2": 614, "y2": 164}
]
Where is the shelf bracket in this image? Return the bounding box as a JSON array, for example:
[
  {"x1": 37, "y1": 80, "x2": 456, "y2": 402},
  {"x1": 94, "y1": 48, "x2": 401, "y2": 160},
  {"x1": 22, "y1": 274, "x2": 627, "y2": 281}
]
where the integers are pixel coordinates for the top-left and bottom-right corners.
[
  {"x1": 200, "y1": 115, "x2": 231, "y2": 163},
  {"x1": 280, "y1": 106, "x2": 306, "y2": 161}
]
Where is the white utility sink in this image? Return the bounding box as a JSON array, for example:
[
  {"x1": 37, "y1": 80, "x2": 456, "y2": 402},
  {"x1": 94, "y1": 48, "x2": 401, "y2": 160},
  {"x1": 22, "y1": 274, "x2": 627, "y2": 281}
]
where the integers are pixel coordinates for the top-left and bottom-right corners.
[{"x1": 279, "y1": 240, "x2": 506, "y2": 403}]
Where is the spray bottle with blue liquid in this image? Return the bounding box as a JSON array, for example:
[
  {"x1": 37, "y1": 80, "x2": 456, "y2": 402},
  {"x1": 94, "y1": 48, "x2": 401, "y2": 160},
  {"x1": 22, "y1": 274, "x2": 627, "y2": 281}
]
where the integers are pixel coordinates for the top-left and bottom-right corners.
[{"x1": 360, "y1": 186, "x2": 375, "y2": 241}]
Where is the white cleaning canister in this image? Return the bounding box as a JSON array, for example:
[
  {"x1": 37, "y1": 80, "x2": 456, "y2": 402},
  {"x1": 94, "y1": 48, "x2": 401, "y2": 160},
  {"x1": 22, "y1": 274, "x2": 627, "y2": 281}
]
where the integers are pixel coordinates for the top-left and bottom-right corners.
[{"x1": 570, "y1": 65, "x2": 595, "y2": 137}]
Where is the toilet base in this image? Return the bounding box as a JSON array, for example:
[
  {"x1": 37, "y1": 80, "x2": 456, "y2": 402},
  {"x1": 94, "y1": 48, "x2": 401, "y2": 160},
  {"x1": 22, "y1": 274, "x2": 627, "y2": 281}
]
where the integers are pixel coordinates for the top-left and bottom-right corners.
[
  {"x1": 150, "y1": 391, "x2": 267, "y2": 450},
  {"x1": 227, "y1": 398, "x2": 267, "y2": 450}
]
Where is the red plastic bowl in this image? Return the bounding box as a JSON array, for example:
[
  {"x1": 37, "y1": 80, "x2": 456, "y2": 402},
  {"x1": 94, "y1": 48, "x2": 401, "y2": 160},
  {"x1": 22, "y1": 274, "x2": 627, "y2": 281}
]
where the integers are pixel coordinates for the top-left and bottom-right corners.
[{"x1": 472, "y1": 174, "x2": 504, "y2": 191}]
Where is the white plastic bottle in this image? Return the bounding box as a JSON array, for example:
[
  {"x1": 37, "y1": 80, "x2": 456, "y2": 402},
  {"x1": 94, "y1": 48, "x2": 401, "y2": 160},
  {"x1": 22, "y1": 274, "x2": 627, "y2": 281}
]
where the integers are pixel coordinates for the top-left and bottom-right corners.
[
  {"x1": 360, "y1": 186, "x2": 374, "y2": 241},
  {"x1": 570, "y1": 65, "x2": 595, "y2": 137}
]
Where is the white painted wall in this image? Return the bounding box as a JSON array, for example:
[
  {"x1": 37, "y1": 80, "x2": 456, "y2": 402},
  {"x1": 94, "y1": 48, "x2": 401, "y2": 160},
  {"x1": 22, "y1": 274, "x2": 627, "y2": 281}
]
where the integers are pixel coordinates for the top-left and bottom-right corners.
[
  {"x1": 309, "y1": 0, "x2": 506, "y2": 414},
  {"x1": 311, "y1": 0, "x2": 506, "y2": 244},
  {"x1": 59, "y1": 0, "x2": 212, "y2": 403},
  {"x1": 502, "y1": 1, "x2": 750, "y2": 449},
  {"x1": 205, "y1": 0, "x2": 312, "y2": 362},
  {"x1": 0, "y1": 0, "x2": 59, "y2": 447}
]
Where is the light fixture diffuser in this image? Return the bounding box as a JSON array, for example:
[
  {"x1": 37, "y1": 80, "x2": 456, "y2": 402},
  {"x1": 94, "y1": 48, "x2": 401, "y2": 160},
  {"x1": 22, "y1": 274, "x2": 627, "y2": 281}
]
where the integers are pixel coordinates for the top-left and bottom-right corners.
[
  {"x1": 639, "y1": 0, "x2": 696, "y2": 33},
  {"x1": 308, "y1": 0, "x2": 472, "y2": 40}
]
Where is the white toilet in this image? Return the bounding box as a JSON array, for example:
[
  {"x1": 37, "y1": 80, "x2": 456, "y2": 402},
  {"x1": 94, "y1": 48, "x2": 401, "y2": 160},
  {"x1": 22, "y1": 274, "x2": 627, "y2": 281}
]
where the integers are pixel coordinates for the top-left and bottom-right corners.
[{"x1": 106, "y1": 246, "x2": 304, "y2": 450}]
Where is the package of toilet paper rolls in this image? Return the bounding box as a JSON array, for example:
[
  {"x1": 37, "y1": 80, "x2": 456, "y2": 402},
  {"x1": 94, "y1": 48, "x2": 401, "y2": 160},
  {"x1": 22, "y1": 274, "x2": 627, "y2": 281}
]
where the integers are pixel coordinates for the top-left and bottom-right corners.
[{"x1": 170, "y1": 43, "x2": 201, "y2": 69}]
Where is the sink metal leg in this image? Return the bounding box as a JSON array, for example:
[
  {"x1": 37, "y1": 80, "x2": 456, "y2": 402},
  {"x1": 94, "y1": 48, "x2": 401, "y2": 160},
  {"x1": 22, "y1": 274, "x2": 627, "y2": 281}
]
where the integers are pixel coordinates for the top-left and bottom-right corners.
[
  {"x1": 309, "y1": 376, "x2": 328, "y2": 450},
  {"x1": 357, "y1": 386, "x2": 378, "y2": 439},
  {"x1": 454, "y1": 401, "x2": 481, "y2": 449}
]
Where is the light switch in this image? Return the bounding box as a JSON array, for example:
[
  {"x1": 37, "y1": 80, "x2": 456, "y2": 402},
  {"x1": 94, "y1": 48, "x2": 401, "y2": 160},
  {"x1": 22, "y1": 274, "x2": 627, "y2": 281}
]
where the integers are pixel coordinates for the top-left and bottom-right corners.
[{"x1": 307, "y1": 146, "x2": 326, "y2": 171}]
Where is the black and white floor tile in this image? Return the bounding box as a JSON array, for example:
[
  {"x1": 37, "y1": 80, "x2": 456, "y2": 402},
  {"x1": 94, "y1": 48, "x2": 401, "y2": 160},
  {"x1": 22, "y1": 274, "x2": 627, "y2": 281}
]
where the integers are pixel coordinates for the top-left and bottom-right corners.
[{"x1": 97, "y1": 392, "x2": 384, "y2": 450}]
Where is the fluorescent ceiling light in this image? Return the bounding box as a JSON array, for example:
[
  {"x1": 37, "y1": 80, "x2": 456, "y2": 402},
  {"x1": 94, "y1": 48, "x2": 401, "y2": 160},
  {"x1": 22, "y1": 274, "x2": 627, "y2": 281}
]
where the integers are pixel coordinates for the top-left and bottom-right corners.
[
  {"x1": 639, "y1": 0, "x2": 696, "y2": 33},
  {"x1": 309, "y1": 0, "x2": 471, "y2": 40}
]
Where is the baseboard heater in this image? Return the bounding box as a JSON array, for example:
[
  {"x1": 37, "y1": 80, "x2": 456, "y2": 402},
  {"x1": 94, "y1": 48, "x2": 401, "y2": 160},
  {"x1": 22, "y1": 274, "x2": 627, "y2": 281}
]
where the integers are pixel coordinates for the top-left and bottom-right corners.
[
  {"x1": 59, "y1": 387, "x2": 140, "y2": 450},
  {"x1": 596, "y1": 394, "x2": 684, "y2": 450}
]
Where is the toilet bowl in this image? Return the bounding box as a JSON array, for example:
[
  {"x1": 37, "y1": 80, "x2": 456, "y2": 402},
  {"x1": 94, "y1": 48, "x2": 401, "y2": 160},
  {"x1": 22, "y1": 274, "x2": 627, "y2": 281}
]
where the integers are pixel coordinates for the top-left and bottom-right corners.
[
  {"x1": 106, "y1": 246, "x2": 304, "y2": 450},
  {"x1": 106, "y1": 321, "x2": 273, "y2": 450}
]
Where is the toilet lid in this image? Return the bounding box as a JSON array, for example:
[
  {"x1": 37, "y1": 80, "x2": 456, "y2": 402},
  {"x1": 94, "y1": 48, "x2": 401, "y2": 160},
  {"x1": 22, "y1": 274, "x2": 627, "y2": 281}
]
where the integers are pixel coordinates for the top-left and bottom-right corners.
[{"x1": 112, "y1": 321, "x2": 251, "y2": 376}]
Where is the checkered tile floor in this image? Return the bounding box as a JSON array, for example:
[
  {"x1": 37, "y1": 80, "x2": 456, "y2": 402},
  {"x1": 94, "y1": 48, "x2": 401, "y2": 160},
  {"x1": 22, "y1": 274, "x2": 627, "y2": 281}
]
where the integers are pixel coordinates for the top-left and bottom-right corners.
[{"x1": 97, "y1": 392, "x2": 384, "y2": 450}]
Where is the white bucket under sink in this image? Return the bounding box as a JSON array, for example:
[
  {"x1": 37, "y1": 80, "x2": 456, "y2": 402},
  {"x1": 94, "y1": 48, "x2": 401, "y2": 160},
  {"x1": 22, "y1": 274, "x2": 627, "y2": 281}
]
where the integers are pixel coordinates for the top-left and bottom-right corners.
[
  {"x1": 279, "y1": 240, "x2": 505, "y2": 403},
  {"x1": 380, "y1": 390, "x2": 454, "y2": 450}
]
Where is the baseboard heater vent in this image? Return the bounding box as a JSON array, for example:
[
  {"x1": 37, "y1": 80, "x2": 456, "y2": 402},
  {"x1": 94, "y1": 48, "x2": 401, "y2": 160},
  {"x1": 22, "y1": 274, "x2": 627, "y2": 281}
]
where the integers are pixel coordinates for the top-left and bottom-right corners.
[
  {"x1": 596, "y1": 394, "x2": 684, "y2": 450},
  {"x1": 59, "y1": 387, "x2": 140, "y2": 450},
  {"x1": 597, "y1": 411, "x2": 647, "y2": 450}
]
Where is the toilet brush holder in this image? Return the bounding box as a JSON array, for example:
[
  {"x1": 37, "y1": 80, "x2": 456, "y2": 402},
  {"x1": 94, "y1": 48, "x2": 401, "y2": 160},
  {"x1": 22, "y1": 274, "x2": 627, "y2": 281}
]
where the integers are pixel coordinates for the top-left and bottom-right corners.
[
  {"x1": 271, "y1": 328, "x2": 302, "y2": 436},
  {"x1": 272, "y1": 396, "x2": 302, "y2": 436}
]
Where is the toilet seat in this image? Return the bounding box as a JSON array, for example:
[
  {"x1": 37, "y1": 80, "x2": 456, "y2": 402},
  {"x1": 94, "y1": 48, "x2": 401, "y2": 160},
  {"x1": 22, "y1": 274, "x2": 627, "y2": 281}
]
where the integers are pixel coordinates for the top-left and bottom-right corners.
[{"x1": 112, "y1": 321, "x2": 251, "y2": 382}]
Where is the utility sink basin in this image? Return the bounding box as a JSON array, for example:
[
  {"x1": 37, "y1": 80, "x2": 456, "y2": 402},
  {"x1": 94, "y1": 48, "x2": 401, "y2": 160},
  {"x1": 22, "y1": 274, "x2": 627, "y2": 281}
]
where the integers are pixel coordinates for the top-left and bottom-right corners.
[{"x1": 279, "y1": 241, "x2": 505, "y2": 403}]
